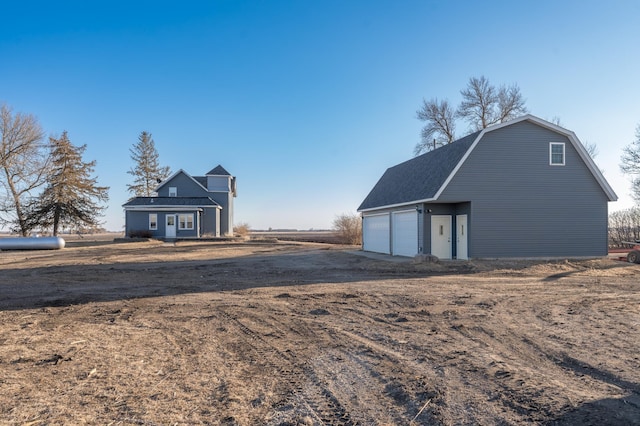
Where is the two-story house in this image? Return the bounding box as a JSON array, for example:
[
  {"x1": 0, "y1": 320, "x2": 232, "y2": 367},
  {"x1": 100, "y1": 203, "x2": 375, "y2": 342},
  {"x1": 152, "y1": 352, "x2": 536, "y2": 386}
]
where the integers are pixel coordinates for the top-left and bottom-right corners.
[{"x1": 123, "y1": 165, "x2": 236, "y2": 239}]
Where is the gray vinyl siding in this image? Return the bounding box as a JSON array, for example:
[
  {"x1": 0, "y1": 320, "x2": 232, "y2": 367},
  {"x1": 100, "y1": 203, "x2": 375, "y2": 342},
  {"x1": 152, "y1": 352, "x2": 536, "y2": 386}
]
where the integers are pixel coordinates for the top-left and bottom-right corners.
[
  {"x1": 126, "y1": 211, "x2": 161, "y2": 237},
  {"x1": 438, "y1": 121, "x2": 608, "y2": 257},
  {"x1": 126, "y1": 210, "x2": 218, "y2": 238},
  {"x1": 201, "y1": 207, "x2": 220, "y2": 237},
  {"x1": 207, "y1": 176, "x2": 231, "y2": 192},
  {"x1": 158, "y1": 172, "x2": 208, "y2": 197},
  {"x1": 209, "y1": 191, "x2": 233, "y2": 236}
]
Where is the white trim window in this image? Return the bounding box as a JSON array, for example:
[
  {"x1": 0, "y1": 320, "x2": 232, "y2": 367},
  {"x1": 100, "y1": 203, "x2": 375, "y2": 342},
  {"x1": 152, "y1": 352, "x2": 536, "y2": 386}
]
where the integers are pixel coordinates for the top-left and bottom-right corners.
[
  {"x1": 149, "y1": 213, "x2": 158, "y2": 230},
  {"x1": 168, "y1": 187, "x2": 177, "y2": 197},
  {"x1": 178, "y1": 213, "x2": 194, "y2": 230},
  {"x1": 550, "y1": 142, "x2": 565, "y2": 166}
]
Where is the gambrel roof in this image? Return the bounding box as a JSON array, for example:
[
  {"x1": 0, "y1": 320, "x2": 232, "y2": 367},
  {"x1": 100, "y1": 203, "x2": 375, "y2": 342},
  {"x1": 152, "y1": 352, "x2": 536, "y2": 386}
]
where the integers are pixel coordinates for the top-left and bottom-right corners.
[{"x1": 358, "y1": 115, "x2": 617, "y2": 212}]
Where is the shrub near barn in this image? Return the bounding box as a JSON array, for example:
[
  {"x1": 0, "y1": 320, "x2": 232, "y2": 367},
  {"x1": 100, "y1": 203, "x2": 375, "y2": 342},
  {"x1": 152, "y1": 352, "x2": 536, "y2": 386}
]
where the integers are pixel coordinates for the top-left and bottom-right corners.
[{"x1": 333, "y1": 213, "x2": 362, "y2": 245}]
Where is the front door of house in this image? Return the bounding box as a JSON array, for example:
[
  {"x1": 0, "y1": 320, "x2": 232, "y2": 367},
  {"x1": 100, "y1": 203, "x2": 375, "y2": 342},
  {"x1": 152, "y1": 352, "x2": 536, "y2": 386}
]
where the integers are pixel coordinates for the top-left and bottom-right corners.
[
  {"x1": 166, "y1": 214, "x2": 176, "y2": 238},
  {"x1": 456, "y1": 214, "x2": 468, "y2": 260},
  {"x1": 431, "y1": 215, "x2": 452, "y2": 259}
]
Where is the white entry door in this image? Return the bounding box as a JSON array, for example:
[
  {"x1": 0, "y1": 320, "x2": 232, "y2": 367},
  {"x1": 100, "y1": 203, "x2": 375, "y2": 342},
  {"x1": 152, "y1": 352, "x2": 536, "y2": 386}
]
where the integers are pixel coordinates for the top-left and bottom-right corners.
[
  {"x1": 166, "y1": 214, "x2": 176, "y2": 238},
  {"x1": 392, "y1": 210, "x2": 418, "y2": 257},
  {"x1": 456, "y1": 214, "x2": 468, "y2": 260},
  {"x1": 431, "y1": 215, "x2": 451, "y2": 259}
]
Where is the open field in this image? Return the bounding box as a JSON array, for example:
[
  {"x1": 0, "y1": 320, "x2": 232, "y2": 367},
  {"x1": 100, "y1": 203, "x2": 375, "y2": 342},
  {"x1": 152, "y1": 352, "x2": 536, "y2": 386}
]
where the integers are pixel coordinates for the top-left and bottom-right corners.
[{"x1": 1, "y1": 239, "x2": 640, "y2": 425}]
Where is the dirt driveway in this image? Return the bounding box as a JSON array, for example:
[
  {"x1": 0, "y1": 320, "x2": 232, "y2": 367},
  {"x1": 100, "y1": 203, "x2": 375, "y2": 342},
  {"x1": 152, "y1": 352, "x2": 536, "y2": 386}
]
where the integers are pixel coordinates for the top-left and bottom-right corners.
[{"x1": 1, "y1": 239, "x2": 639, "y2": 425}]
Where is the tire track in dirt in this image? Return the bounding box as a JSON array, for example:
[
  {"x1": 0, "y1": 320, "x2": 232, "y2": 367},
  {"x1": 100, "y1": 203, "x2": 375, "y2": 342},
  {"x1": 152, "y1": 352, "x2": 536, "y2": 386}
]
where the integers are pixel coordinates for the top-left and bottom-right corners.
[
  {"x1": 215, "y1": 307, "x2": 357, "y2": 425},
  {"x1": 220, "y1": 296, "x2": 444, "y2": 424}
]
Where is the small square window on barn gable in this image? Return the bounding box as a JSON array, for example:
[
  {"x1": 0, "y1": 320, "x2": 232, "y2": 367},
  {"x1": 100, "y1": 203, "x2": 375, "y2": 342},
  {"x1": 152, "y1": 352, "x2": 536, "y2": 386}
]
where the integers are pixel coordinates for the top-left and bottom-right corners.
[{"x1": 550, "y1": 142, "x2": 565, "y2": 166}]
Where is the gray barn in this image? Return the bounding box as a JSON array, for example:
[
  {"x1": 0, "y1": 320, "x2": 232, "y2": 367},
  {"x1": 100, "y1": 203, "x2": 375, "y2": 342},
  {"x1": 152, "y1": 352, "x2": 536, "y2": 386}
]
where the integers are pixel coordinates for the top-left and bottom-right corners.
[{"x1": 358, "y1": 115, "x2": 617, "y2": 259}]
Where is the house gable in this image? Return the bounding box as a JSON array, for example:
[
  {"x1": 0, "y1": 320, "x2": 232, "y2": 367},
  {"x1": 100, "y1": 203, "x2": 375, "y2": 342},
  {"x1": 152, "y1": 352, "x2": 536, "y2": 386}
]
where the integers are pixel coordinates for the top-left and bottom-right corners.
[
  {"x1": 156, "y1": 169, "x2": 208, "y2": 197},
  {"x1": 207, "y1": 165, "x2": 231, "y2": 176}
]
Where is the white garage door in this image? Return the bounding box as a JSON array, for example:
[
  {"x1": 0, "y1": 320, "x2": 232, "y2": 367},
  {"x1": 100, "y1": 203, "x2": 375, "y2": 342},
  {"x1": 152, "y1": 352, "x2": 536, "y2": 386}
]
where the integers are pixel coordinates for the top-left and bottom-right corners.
[
  {"x1": 363, "y1": 214, "x2": 390, "y2": 254},
  {"x1": 392, "y1": 210, "x2": 418, "y2": 257}
]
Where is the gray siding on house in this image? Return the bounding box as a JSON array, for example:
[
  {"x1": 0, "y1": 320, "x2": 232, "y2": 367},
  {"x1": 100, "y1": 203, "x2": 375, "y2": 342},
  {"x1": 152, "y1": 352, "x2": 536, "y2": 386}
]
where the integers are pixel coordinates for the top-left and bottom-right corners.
[
  {"x1": 126, "y1": 211, "x2": 160, "y2": 237},
  {"x1": 438, "y1": 121, "x2": 608, "y2": 257},
  {"x1": 157, "y1": 172, "x2": 208, "y2": 197},
  {"x1": 126, "y1": 210, "x2": 202, "y2": 238},
  {"x1": 207, "y1": 176, "x2": 230, "y2": 192},
  {"x1": 209, "y1": 191, "x2": 233, "y2": 236}
]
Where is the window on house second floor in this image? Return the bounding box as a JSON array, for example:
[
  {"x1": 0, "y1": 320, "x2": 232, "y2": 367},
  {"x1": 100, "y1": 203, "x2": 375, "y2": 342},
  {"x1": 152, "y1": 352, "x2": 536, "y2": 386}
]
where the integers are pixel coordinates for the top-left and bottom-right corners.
[
  {"x1": 149, "y1": 214, "x2": 158, "y2": 230},
  {"x1": 550, "y1": 142, "x2": 565, "y2": 166},
  {"x1": 178, "y1": 213, "x2": 194, "y2": 230},
  {"x1": 169, "y1": 187, "x2": 177, "y2": 197}
]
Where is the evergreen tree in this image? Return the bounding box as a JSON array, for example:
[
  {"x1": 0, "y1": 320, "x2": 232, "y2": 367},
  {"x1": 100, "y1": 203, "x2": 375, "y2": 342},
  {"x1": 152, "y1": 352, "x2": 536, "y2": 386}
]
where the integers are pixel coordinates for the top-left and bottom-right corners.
[
  {"x1": 25, "y1": 131, "x2": 109, "y2": 236},
  {"x1": 127, "y1": 131, "x2": 171, "y2": 196}
]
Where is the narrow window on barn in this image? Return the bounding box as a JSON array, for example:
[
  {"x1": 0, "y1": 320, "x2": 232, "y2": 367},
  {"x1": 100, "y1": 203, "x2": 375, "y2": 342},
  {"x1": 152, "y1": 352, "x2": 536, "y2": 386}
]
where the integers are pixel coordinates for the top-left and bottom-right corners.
[
  {"x1": 178, "y1": 214, "x2": 194, "y2": 230},
  {"x1": 550, "y1": 142, "x2": 565, "y2": 166},
  {"x1": 169, "y1": 187, "x2": 177, "y2": 197},
  {"x1": 149, "y1": 213, "x2": 157, "y2": 230}
]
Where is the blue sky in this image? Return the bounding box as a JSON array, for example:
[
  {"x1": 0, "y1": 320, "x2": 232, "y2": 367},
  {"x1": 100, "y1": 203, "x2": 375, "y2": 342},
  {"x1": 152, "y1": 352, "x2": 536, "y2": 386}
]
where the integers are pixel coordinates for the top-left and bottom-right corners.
[{"x1": 1, "y1": 0, "x2": 639, "y2": 231}]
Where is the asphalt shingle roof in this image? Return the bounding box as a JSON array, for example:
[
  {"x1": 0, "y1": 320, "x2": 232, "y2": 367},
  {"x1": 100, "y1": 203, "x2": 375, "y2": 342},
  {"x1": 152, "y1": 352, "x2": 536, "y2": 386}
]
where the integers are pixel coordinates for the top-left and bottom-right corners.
[
  {"x1": 193, "y1": 176, "x2": 207, "y2": 188},
  {"x1": 358, "y1": 131, "x2": 480, "y2": 211},
  {"x1": 123, "y1": 197, "x2": 221, "y2": 207},
  {"x1": 206, "y1": 165, "x2": 231, "y2": 176}
]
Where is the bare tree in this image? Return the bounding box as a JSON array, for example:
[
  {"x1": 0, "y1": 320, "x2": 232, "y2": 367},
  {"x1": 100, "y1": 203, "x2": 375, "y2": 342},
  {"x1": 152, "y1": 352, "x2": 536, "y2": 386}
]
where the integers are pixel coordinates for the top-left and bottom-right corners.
[
  {"x1": 582, "y1": 141, "x2": 599, "y2": 159},
  {"x1": 609, "y1": 207, "x2": 640, "y2": 246},
  {"x1": 620, "y1": 124, "x2": 640, "y2": 202},
  {"x1": 127, "y1": 131, "x2": 171, "y2": 196},
  {"x1": 24, "y1": 131, "x2": 109, "y2": 236},
  {"x1": 496, "y1": 83, "x2": 528, "y2": 123},
  {"x1": 458, "y1": 76, "x2": 528, "y2": 131},
  {"x1": 414, "y1": 76, "x2": 527, "y2": 156},
  {"x1": 0, "y1": 104, "x2": 49, "y2": 235},
  {"x1": 415, "y1": 98, "x2": 456, "y2": 155}
]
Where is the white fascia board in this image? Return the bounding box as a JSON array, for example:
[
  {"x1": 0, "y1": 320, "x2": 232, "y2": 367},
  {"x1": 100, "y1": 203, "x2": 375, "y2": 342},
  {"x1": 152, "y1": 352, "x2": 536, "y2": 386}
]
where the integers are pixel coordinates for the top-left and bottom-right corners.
[{"x1": 358, "y1": 198, "x2": 436, "y2": 213}]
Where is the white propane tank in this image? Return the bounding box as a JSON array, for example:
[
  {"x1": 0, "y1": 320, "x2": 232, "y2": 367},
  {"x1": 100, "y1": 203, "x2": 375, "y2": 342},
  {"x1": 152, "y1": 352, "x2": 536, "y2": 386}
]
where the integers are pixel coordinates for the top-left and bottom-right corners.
[{"x1": 0, "y1": 237, "x2": 66, "y2": 250}]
